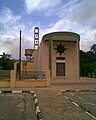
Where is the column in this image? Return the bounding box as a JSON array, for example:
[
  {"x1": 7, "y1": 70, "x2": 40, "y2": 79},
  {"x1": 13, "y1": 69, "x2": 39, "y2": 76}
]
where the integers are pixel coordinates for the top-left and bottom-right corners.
[
  {"x1": 49, "y1": 38, "x2": 52, "y2": 77},
  {"x1": 77, "y1": 40, "x2": 80, "y2": 78}
]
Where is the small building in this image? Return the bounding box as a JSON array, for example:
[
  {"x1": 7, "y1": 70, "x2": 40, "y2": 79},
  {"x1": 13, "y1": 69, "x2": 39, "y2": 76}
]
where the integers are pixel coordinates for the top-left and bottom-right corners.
[{"x1": 33, "y1": 31, "x2": 80, "y2": 79}]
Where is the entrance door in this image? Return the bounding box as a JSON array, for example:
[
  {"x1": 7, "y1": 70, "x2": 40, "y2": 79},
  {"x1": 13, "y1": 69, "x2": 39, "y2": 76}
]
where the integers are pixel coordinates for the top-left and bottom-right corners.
[{"x1": 56, "y1": 63, "x2": 65, "y2": 76}]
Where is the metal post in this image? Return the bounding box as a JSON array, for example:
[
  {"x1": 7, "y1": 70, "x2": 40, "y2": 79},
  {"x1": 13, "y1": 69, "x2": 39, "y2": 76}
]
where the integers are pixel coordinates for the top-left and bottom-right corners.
[{"x1": 19, "y1": 30, "x2": 21, "y2": 80}]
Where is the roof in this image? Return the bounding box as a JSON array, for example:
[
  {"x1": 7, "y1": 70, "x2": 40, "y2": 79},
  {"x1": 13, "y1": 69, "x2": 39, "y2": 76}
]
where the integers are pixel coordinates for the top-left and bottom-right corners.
[{"x1": 42, "y1": 31, "x2": 80, "y2": 41}]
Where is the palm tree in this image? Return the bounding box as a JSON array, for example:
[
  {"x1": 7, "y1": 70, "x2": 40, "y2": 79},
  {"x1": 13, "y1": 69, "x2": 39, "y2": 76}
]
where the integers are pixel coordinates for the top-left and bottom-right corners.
[
  {"x1": 0, "y1": 52, "x2": 11, "y2": 61},
  {"x1": 0, "y1": 52, "x2": 13, "y2": 70},
  {"x1": 90, "y1": 44, "x2": 96, "y2": 54}
]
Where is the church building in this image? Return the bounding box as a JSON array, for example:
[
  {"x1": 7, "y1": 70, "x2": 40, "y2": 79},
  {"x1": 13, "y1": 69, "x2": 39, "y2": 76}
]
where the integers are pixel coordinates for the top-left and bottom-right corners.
[{"x1": 33, "y1": 27, "x2": 80, "y2": 79}]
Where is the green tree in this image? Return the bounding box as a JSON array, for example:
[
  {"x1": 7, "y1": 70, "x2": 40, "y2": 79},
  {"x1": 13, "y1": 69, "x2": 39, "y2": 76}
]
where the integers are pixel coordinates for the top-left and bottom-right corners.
[
  {"x1": 80, "y1": 48, "x2": 96, "y2": 77},
  {"x1": 0, "y1": 52, "x2": 14, "y2": 70},
  {"x1": 90, "y1": 44, "x2": 96, "y2": 54}
]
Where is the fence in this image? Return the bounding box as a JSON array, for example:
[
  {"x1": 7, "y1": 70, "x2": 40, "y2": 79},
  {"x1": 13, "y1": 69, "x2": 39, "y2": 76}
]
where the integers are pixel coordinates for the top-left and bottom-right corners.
[
  {"x1": 0, "y1": 70, "x2": 10, "y2": 80},
  {"x1": 0, "y1": 70, "x2": 50, "y2": 88},
  {"x1": 16, "y1": 71, "x2": 46, "y2": 80}
]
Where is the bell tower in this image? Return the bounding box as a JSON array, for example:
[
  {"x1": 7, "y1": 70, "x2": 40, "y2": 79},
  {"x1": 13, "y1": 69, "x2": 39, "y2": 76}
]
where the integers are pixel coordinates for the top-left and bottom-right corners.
[{"x1": 34, "y1": 27, "x2": 39, "y2": 50}]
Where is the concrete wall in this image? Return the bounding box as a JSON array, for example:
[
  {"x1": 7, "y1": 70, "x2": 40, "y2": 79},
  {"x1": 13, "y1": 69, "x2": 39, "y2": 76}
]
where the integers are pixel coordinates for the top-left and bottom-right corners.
[
  {"x1": 0, "y1": 81, "x2": 10, "y2": 88},
  {"x1": 42, "y1": 41, "x2": 49, "y2": 71},
  {"x1": 34, "y1": 41, "x2": 49, "y2": 71},
  {"x1": 33, "y1": 51, "x2": 38, "y2": 71},
  {"x1": 37, "y1": 42, "x2": 43, "y2": 71},
  {"x1": 65, "y1": 42, "x2": 79, "y2": 78},
  {"x1": 26, "y1": 62, "x2": 34, "y2": 71},
  {"x1": 51, "y1": 42, "x2": 79, "y2": 79},
  {"x1": 14, "y1": 62, "x2": 34, "y2": 72}
]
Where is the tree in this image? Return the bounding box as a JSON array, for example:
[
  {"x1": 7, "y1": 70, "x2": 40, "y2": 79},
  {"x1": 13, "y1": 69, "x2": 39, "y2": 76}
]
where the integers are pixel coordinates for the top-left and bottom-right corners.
[
  {"x1": 80, "y1": 49, "x2": 96, "y2": 77},
  {"x1": 0, "y1": 52, "x2": 11, "y2": 61},
  {"x1": 90, "y1": 44, "x2": 96, "y2": 54},
  {"x1": 0, "y1": 52, "x2": 14, "y2": 70}
]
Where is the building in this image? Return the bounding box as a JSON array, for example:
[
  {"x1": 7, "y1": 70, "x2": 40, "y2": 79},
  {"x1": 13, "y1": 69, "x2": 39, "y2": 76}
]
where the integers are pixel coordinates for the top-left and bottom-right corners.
[{"x1": 33, "y1": 31, "x2": 80, "y2": 79}]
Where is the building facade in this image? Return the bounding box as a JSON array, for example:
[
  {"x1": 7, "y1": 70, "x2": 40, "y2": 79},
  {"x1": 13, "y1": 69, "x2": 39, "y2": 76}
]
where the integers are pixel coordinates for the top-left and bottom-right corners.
[{"x1": 33, "y1": 31, "x2": 80, "y2": 79}]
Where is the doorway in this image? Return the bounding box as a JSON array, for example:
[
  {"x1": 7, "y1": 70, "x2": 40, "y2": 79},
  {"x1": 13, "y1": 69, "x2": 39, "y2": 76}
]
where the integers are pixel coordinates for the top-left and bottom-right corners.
[{"x1": 56, "y1": 63, "x2": 65, "y2": 76}]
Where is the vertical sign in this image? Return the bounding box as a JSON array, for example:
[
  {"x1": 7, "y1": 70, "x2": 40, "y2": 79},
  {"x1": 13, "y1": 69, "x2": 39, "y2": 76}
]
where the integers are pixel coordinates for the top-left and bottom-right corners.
[{"x1": 34, "y1": 27, "x2": 39, "y2": 50}]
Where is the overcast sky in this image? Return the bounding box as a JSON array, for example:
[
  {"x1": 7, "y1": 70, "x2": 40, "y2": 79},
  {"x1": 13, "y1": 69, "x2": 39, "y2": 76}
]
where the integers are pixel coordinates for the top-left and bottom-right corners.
[{"x1": 0, "y1": 0, "x2": 96, "y2": 59}]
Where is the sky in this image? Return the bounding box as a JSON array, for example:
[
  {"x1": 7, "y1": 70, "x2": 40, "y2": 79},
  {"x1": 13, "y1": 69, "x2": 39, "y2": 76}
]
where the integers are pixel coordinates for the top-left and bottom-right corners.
[{"x1": 0, "y1": 0, "x2": 96, "y2": 59}]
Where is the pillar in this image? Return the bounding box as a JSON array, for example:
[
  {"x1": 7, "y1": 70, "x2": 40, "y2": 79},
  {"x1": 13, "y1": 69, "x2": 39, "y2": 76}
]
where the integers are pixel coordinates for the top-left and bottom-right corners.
[
  {"x1": 49, "y1": 38, "x2": 52, "y2": 77},
  {"x1": 10, "y1": 70, "x2": 16, "y2": 88},
  {"x1": 46, "y1": 70, "x2": 50, "y2": 86}
]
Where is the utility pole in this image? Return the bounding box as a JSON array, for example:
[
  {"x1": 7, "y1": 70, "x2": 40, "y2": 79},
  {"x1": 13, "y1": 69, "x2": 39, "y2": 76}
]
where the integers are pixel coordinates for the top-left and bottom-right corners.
[{"x1": 19, "y1": 30, "x2": 21, "y2": 80}]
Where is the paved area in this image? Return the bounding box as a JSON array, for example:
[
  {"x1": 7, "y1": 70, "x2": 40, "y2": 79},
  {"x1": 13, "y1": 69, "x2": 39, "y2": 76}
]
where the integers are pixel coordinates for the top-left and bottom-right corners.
[
  {"x1": 0, "y1": 93, "x2": 37, "y2": 120},
  {"x1": 51, "y1": 77, "x2": 96, "y2": 90},
  {"x1": 36, "y1": 90, "x2": 94, "y2": 120},
  {"x1": 34, "y1": 77, "x2": 96, "y2": 120},
  {"x1": 0, "y1": 77, "x2": 96, "y2": 120},
  {"x1": 62, "y1": 91, "x2": 96, "y2": 119}
]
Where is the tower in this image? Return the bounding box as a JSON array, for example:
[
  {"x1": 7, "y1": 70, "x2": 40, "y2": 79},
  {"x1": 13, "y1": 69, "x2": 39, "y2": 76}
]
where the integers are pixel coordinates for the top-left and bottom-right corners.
[
  {"x1": 25, "y1": 49, "x2": 34, "y2": 61},
  {"x1": 34, "y1": 27, "x2": 39, "y2": 50}
]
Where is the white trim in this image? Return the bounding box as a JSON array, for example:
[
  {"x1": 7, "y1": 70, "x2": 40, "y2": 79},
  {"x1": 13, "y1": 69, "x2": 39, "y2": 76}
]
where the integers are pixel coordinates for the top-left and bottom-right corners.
[
  {"x1": 56, "y1": 60, "x2": 65, "y2": 63},
  {"x1": 36, "y1": 106, "x2": 40, "y2": 115},
  {"x1": 30, "y1": 91, "x2": 35, "y2": 94},
  {"x1": 64, "y1": 96, "x2": 69, "y2": 99},
  {"x1": 85, "y1": 111, "x2": 96, "y2": 119},
  {"x1": 72, "y1": 102, "x2": 79, "y2": 107},
  {"x1": 12, "y1": 91, "x2": 22, "y2": 93}
]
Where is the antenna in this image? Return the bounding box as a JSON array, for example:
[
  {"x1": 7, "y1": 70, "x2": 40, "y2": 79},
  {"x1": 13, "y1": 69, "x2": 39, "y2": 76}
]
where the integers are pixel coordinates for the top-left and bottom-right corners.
[{"x1": 34, "y1": 27, "x2": 39, "y2": 50}]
